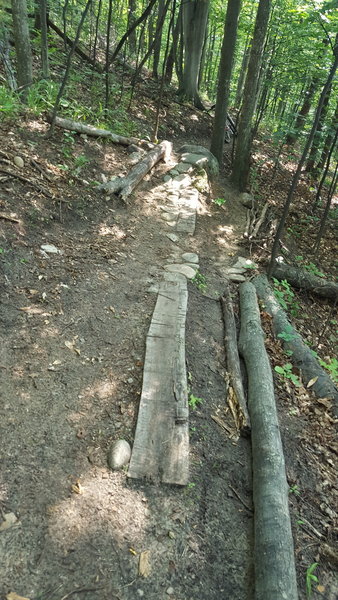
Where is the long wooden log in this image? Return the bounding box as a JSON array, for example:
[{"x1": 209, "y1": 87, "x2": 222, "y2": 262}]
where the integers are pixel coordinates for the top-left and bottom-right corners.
[
  {"x1": 99, "y1": 140, "x2": 172, "y2": 200},
  {"x1": 46, "y1": 18, "x2": 103, "y2": 72},
  {"x1": 272, "y1": 262, "x2": 338, "y2": 302},
  {"x1": 238, "y1": 282, "x2": 298, "y2": 600},
  {"x1": 46, "y1": 114, "x2": 143, "y2": 146},
  {"x1": 220, "y1": 283, "x2": 251, "y2": 434},
  {"x1": 254, "y1": 274, "x2": 338, "y2": 416}
]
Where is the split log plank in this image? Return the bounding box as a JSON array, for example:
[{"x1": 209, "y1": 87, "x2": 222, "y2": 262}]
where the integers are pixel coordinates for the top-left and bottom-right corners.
[
  {"x1": 220, "y1": 283, "x2": 251, "y2": 434},
  {"x1": 272, "y1": 262, "x2": 338, "y2": 302},
  {"x1": 47, "y1": 115, "x2": 143, "y2": 147},
  {"x1": 238, "y1": 282, "x2": 298, "y2": 600},
  {"x1": 128, "y1": 272, "x2": 189, "y2": 486},
  {"x1": 99, "y1": 141, "x2": 172, "y2": 200},
  {"x1": 254, "y1": 274, "x2": 338, "y2": 416}
]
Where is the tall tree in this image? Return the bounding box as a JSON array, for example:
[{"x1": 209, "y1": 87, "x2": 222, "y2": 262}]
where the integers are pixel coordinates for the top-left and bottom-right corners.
[
  {"x1": 39, "y1": 0, "x2": 49, "y2": 79},
  {"x1": 11, "y1": 0, "x2": 33, "y2": 101},
  {"x1": 178, "y1": 0, "x2": 210, "y2": 109},
  {"x1": 210, "y1": 0, "x2": 241, "y2": 164},
  {"x1": 231, "y1": 0, "x2": 272, "y2": 191}
]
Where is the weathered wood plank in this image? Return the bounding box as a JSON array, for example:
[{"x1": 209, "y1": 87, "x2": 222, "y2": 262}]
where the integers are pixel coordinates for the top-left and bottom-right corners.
[{"x1": 128, "y1": 272, "x2": 189, "y2": 486}]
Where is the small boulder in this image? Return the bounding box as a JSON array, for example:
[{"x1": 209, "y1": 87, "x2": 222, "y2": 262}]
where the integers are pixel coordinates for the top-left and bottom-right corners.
[
  {"x1": 181, "y1": 252, "x2": 199, "y2": 264},
  {"x1": 240, "y1": 193, "x2": 254, "y2": 209},
  {"x1": 178, "y1": 144, "x2": 219, "y2": 177},
  {"x1": 108, "y1": 439, "x2": 131, "y2": 470},
  {"x1": 13, "y1": 156, "x2": 24, "y2": 168}
]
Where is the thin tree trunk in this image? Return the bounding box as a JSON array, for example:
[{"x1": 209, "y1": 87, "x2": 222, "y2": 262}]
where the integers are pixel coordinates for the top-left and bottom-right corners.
[
  {"x1": 39, "y1": 0, "x2": 49, "y2": 78},
  {"x1": 316, "y1": 99, "x2": 338, "y2": 172},
  {"x1": 306, "y1": 83, "x2": 332, "y2": 175},
  {"x1": 210, "y1": 0, "x2": 241, "y2": 164},
  {"x1": 11, "y1": 0, "x2": 33, "y2": 101},
  {"x1": 313, "y1": 162, "x2": 338, "y2": 252},
  {"x1": 127, "y1": 0, "x2": 137, "y2": 55},
  {"x1": 152, "y1": 0, "x2": 165, "y2": 78},
  {"x1": 231, "y1": 0, "x2": 272, "y2": 191},
  {"x1": 267, "y1": 34, "x2": 338, "y2": 277},
  {"x1": 105, "y1": 0, "x2": 113, "y2": 109},
  {"x1": 313, "y1": 129, "x2": 338, "y2": 211}
]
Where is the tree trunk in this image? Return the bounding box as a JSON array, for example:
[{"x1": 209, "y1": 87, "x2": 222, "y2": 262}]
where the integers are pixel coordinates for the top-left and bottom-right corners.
[
  {"x1": 238, "y1": 282, "x2": 298, "y2": 600},
  {"x1": 272, "y1": 262, "x2": 338, "y2": 302},
  {"x1": 11, "y1": 0, "x2": 33, "y2": 101},
  {"x1": 231, "y1": 0, "x2": 272, "y2": 191},
  {"x1": 306, "y1": 83, "x2": 332, "y2": 175},
  {"x1": 178, "y1": 0, "x2": 210, "y2": 109},
  {"x1": 313, "y1": 162, "x2": 338, "y2": 252},
  {"x1": 210, "y1": 0, "x2": 241, "y2": 164},
  {"x1": 235, "y1": 42, "x2": 250, "y2": 106},
  {"x1": 152, "y1": 0, "x2": 165, "y2": 78},
  {"x1": 0, "y1": 32, "x2": 17, "y2": 90},
  {"x1": 286, "y1": 79, "x2": 317, "y2": 145},
  {"x1": 316, "y1": 99, "x2": 338, "y2": 172},
  {"x1": 313, "y1": 127, "x2": 338, "y2": 210},
  {"x1": 39, "y1": 0, "x2": 49, "y2": 79},
  {"x1": 127, "y1": 0, "x2": 137, "y2": 55}
]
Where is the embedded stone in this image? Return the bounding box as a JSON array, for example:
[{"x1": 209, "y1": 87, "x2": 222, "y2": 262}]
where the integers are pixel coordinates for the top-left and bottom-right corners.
[
  {"x1": 232, "y1": 256, "x2": 257, "y2": 270},
  {"x1": 166, "y1": 233, "x2": 179, "y2": 243},
  {"x1": 227, "y1": 274, "x2": 246, "y2": 283},
  {"x1": 172, "y1": 174, "x2": 192, "y2": 188},
  {"x1": 164, "y1": 264, "x2": 196, "y2": 279},
  {"x1": 175, "y1": 162, "x2": 192, "y2": 174},
  {"x1": 108, "y1": 439, "x2": 131, "y2": 470},
  {"x1": 181, "y1": 252, "x2": 199, "y2": 263},
  {"x1": 178, "y1": 144, "x2": 219, "y2": 177},
  {"x1": 161, "y1": 212, "x2": 178, "y2": 222},
  {"x1": 14, "y1": 156, "x2": 24, "y2": 168}
]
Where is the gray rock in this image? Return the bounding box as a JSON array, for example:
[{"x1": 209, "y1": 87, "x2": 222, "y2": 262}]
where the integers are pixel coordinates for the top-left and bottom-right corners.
[
  {"x1": 178, "y1": 144, "x2": 219, "y2": 177},
  {"x1": 161, "y1": 212, "x2": 178, "y2": 222},
  {"x1": 147, "y1": 284, "x2": 159, "y2": 294},
  {"x1": 166, "y1": 233, "x2": 179, "y2": 243},
  {"x1": 172, "y1": 174, "x2": 192, "y2": 189},
  {"x1": 227, "y1": 274, "x2": 246, "y2": 283},
  {"x1": 227, "y1": 267, "x2": 246, "y2": 274},
  {"x1": 169, "y1": 169, "x2": 179, "y2": 176},
  {"x1": 40, "y1": 243, "x2": 63, "y2": 255},
  {"x1": 164, "y1": 264, "x2": 196, "y2": 279},
  {"x1": 163, "y1": 175, "x2": 172, "y2": 183},
  {"x1": 108, "y1": 439, "x2": 131, "y2": 469},
  {"x1": 232, "y1": 256, "x2": 257, "y2": 270},
  {"x1": 181, "y1": 252, "x2": 199, "y2": 263},
  {"x1": 175, "y1": 162, "x2": 192, "y2": 174},
  {"x1": 240, "y1": 192, "x2": 254, "y2": 208},
  {"x1": 14, "y1": 156, "x2": 24, "y2": 168}
]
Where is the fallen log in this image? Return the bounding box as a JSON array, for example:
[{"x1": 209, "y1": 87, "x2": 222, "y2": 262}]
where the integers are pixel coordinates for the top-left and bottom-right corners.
[
  {"x1": 220, "y1": 283, "x2": 251, "y2": 434},
  {"x1": 272, "y1": 262, "x2": 338, "y2": 302},
  {"x1": 238, "y1": 281, "x2": 298, "y2": 600},
  {"x1": 99, "y1": 140, "x2": 172, "y2": 200},
  {"x1": 46, "y1": 115, "x2": 143, "y2": 147},
  {"x1": 250, "y1": 201, "x2": 269, "y2": 239},
  {"x1": 47, "y1": 18, "x2": 103, "y2": 72},
  {"x1": 254, "y1": 274, "x2": 338, "y2": 416}
]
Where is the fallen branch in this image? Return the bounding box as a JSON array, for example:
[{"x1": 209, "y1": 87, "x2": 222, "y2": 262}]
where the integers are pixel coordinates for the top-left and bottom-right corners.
[
  {"x1": 238, "y1": 281, "x2": 298, "y2": 600},
  {"x1": 254, "y1": 274, "x2": 338, "y2": 416},
  {"x1": 47, "y1": 18, "x2": 103, "y2": 72},
  {"x1": 99, "y1": 141, "x2": 172, "y2": 201},
  {"x1": 220, "y1": 283, "x2": 250, "y2": 434},
  {"x1": 272, "y1": 262, "x2": 338, "y2": 302},
  {"x1": 47, "y1": 115, "x2": 143, "y2": 147},
  {"x1": 249, "y1": 201, "x2": 269, "y2": 239},
  {"x1": 0, "y1": 169, "x2": 51, "y2": 197},
  {"x1": 0, "y1": 212, "x2": 20, "y2": 223}
]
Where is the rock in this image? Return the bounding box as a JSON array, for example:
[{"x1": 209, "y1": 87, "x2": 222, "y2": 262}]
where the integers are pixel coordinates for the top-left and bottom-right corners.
[
  {"x1": 164, "y1": 264, "x2": 196, "y2": 279},
  {"x1": 172, "y1": 173, "x2": 192, "y2": 189},
  {"x1": 240, "y1": 192, "x2": 254, "y2": 208},
  {"x1": 175, "y1": 162, "x2": 192, "y2": 174},
  {"x1": 227, "y1": 274, "x2": 246, "y2": 283},
  {"x1": 232, "y1": 256, "x2": 257, "y2": 270},
  {"x1": 127, "y1": 144, "x2": 140, "y2": 154},
  {"x1": 178, "y1": 144, "x2": 219, "y2": 177},
  {"x1": 108, "y1": 439, "x2": 131, "y2": 470},
  {"x1": 166, "y1": 233, "x2": 179, "y2": 243},
  {"x1": 161, "y1": 212, "x2": 178, "y2": 222},
  {"x1": 193, "y1": 168, "x2": 209, "y2": 193},
  {"x1": 40, "y1": 244, "x2": 63, "y2": 254},
  {"x1": 13, "y1": 156, "x2": 24, "y2": 168},
  {"x1": 147, "y1": 284, "x2": 159, "y2": 294},
  {"x1": 166, "y1": 587, "x2": 174, "y2": 595},
  {"x1": 163, "y1": 175, "x2": 172, "y2": 183},
  {"x1": 169, "y1": 169, "x2": 179, "y2": 176},
  {"x1": 137, "y1": 590, "x2": 144, "y2": 597},
  {"x1": 181, "y1": 252, "x2": 199, "y2": 263},
  {"x1": 227, "y1": 267, "x2": 246, "y2": 274}
]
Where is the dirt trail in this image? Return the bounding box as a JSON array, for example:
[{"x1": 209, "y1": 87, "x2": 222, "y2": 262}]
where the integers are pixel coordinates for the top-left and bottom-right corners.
[{"x1": 0, "y1": 121, "x2": 255, "y2": 600}]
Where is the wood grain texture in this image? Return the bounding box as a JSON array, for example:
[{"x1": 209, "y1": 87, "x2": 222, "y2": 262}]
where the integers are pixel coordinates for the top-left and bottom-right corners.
[{"x1": 128, "y1": 272, "x2": 189, "y2": 486}]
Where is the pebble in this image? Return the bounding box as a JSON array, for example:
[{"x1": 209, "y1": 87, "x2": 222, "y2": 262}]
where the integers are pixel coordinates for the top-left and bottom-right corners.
[
  {"x1": 232, "y1": 256, "x2": 256, "y2": 269},
  {"x1": 127, "y1": 377, "x2": 133, "y2": 384},
  {"x1": 166, "y1": 233, "x2": 179, "y2": 243},
  {"x1": 227, "y1": 274, "x2": 246, "y2": 283},
  {"x1": 13, "y1": 156, "x2": 24, "y2": 168},
  {"x1": 137, "y1": 590, "x2": 144, "y2": 597},
  {"x1": 40, "y1": 244, "x2": 63, "y2": 254},
  {"x1": 108, "y1": 439, "x2": 131, "y2": 470},
  {"x1": 166, "y1": 587, "x2": 174, "y2": 596}
]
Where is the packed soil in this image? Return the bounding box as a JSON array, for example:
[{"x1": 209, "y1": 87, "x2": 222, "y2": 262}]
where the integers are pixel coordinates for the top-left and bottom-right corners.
[{"x1": 0, "y1": 97, "x2": 337, "y2": 600}]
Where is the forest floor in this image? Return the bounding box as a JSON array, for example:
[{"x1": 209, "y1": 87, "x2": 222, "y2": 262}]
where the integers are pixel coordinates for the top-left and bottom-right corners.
[{"x1": 0, "y1": 80, "x2": 337, "y2": 600}]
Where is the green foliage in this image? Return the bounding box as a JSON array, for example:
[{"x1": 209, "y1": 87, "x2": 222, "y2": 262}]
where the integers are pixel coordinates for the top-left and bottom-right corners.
[
  {"x1": 0, "y1": 87, "x2": 20, "y2": 119},
  {"x1": 273, "y1": 278, "x2": 300, "y2": 316},
  {"x1": 289, "y1": 484, "x2": 300, "y2": 495},
  {"x1": 319, "y1": 357, "x2": 338, "y2": 384},
  {"x1": 277, "y1": 325, "x2": 296, "y2": 342},
  {"x1": 212, "y1": 197, "x2": 226, "y2": 206},
  {"x1": 27, "y1": 80, "x2": 59, "y2": 114},
  {"x1": 306, "y1": 563, "x2": 319, "y2": 598},
  {"x1": 192, "y1": 271, "x2": 207, "y2": 292},
  {"x1": 275, "y1": 363, "x2": 301, "y2": 387},
  {"x1": 188, "y1": 394, "x2": 204, "y2": 410},
  {"x1": 295, "y1": 256, "x2": 325, "y2": 278}
]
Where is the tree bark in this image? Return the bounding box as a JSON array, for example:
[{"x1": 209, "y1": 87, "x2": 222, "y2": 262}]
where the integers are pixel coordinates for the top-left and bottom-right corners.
[
  {"x1": 220, "y1": 283, "x2": 250, "y2": 434},
  {"x1": 231, "y1": 0, "x2": 272, "y2": 191},
  {"x1": 210, "y1": 0, "x2": 241, "y2": 164},
  {"x1": 238, "y1": 282, "x2": 298, "y2": 600},
  {"x1": 178, "y1": 0, "x2": 210, "y2": 109},
  {"x1": 39, "y1": 0, "x2": 49, "y2": 79},
  {"x1": 11, "y1": 0, "x2": 33, "y2": 101},
  {"x1": 272, "y1": 263, "x2": 338, "y2": 302},
  {"x1": 98, "y1": 141, "x2": 172, "y2": 200},
  {"x1": 254, "y1": 275, "x2": 338, "y2": 416},
  {"x1": 152, "y1": 0, "x2": 165, "y2": 78},
  {"x1": 46, "y1": 115, "x2": 143, "y2": 146}
]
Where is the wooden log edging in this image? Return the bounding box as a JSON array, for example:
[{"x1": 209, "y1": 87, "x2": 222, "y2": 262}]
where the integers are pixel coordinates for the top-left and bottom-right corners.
[
  {"x1": 220, "y1": 283, "x2": 251, "y2": 434},
  {"x1": 47, "y1": 114, "x2": 143, "y2": 147},
  {"x1": 254, "y1": 274, "x2": 338, "y2": 416},
  {"x1": 99, "y1": 140, "x2": 172, "y2": 200},
  {"x1": 272, "y1": 262, "x2": 338, "y2": 302},
  {"x1": 128, "y1": 272, "x2": 189, "y2": 486},
  {"x1": 238, "y1": 282, "x2": 298, "y2": 600}
]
